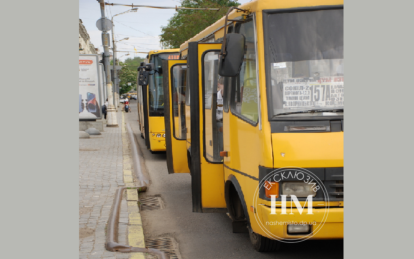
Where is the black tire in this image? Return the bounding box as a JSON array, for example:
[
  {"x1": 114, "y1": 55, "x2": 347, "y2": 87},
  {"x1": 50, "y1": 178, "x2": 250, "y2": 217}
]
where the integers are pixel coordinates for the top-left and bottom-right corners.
[{"x1": 248, "y1": 227, "x2": 281, "y2": 252}]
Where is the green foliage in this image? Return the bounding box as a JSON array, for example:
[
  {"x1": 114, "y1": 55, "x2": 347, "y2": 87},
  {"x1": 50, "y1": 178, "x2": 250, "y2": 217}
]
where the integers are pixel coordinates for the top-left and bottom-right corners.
[
  {"x1": 122, "y1": 56, "x2": 145, "y2": 68},
  {"x1": 160, "y1": 0, "x2": 240, "y2": 48},
  {"x1": 118, "y1": 57, "x2": 145, "y2": 94}
]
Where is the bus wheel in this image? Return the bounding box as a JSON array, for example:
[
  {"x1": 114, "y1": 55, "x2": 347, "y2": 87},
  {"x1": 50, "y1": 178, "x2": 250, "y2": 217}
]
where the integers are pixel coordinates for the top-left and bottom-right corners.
[{"x1": 248, "y1": 227, "x2": 281, "y2": 252}]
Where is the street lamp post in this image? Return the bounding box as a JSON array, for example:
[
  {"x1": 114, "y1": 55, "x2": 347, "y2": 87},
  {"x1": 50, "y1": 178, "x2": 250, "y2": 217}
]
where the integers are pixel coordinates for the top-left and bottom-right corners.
[
  {"x1": 111, "y1": 37, "x2": 128, "y2": 110},
  {"x1": 111, "y1": 8, "x2": 137, "y2": 109},
  {"x1": 98, "y1": 0, "x2": 118, "y2": 127}
]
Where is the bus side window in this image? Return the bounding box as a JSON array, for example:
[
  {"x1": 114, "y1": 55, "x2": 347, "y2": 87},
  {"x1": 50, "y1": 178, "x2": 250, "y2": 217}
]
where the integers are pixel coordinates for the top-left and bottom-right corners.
[
  {"x1": 230, "y1": 20, "x2": 259, "y2": 124},
  {"x1": 171, "y1": 64, "x2": 187, "y2": 140},
  {"x1": 185, "y1": 65, "x2": 191, "y2": 106},
  {"x1": 203, "y1": 51, "x2": 223, "y2": 162},
  {"x1": 223, "y1": 77, "x2": 232, "y2": 112},
  {"x1": 223, "y1": 24, "x2": 233, "y2": 113}
]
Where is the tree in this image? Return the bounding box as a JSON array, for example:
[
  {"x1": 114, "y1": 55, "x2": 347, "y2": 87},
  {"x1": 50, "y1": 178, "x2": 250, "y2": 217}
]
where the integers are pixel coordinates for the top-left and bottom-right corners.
[
  {"x1": 160, "y1": 0, "x2": 240, "y2": 48},
  {"x1": 117, "y1": 56, "x2": 145, "y2": 94}
]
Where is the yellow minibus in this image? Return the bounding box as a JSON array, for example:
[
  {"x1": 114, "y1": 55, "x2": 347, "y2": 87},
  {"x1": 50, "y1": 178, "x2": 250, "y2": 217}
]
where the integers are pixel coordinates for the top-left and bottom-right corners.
[
  {"x1": 163, "y1": 0, "x2": 343, "y2": 251},
  {"x1": 137, "y1": 49, "x2": 180, "y2": 152}
]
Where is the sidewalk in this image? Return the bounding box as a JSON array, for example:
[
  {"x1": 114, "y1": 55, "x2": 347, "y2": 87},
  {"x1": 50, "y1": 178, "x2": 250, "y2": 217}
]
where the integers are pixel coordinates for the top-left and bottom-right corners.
[{"x1": 79, "y1": 111, "x2": 145, "y2": 259}]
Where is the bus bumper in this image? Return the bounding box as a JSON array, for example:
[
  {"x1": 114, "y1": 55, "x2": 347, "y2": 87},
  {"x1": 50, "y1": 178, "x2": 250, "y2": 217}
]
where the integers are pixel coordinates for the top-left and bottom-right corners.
[
  {"x1": 149, "y1": 132, "x2": 166, "y2": 151},
  {"x1": 258, "y1": 205, "x2": 343, "y2": 240}
]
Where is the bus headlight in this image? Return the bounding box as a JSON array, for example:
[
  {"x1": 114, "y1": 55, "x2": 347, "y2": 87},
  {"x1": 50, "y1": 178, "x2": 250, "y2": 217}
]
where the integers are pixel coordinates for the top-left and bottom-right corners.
[
  {"x1": 156, "y1": 134, "x2": 161, "y2": 138},
  {"x1": 282, "y1": 182, "x2": 316, "y2": 197},
  {"x1": 162, "y1": 134, "x2": 165, "y2": 138}
]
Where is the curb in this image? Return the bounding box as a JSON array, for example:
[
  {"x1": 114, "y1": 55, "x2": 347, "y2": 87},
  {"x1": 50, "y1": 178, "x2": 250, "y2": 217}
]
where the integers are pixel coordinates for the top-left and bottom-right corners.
[
  {"x1": 104, "y1": 187, "x2": 165, "y2": 259},
  {"x1": 121, "y1": 113, "x2": 146, "y2": 258},
  {"x1": 105, "y1": 112, "x2": 166, "y2": 259}
]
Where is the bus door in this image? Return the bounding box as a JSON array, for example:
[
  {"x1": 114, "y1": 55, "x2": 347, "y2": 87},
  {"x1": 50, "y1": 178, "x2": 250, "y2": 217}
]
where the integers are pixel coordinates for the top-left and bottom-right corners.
[
  {"x1": 137, "y1": 64, "x2": 150, "y2": 148},
  {"x1": 188, "y1": 42, "x2": 226, "y2": 213},
  {"x1": 222, "y1": 19, "x2": 262, "y2": 232},
  {"x1": 136, "y1": 84, "x2": 143, "y2": 132},
  {"x1": 162, "y1": 59, "x2": 190, "y2": 174}
]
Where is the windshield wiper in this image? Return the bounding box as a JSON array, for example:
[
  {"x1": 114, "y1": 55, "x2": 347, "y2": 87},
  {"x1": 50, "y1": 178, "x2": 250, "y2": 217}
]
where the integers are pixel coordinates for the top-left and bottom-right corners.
[
  {"x1": 309, "y1": 109, "x2": 344, "y2": 113},
  {"x1": 275, "y1": 110, "x2": 314, "y2": 116},
  {"x1": 275, "y1": 109, "x2": 343, "y2": 116}
]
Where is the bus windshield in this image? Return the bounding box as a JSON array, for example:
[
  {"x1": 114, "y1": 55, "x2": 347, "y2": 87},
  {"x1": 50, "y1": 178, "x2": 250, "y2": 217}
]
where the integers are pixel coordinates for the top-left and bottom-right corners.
[
  {"x1": 264, "y1": 9, "x2": 344, "y2": 118},
  {"x1": 148, "y1": 53, "x2": 180, "y2": 116}
]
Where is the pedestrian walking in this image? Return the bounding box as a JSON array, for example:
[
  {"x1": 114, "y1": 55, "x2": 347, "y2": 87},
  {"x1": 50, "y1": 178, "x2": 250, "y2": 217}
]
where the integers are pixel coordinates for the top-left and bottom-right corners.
[{"x1": 102, "y1": 99, "x2": 108, "y2": 119}]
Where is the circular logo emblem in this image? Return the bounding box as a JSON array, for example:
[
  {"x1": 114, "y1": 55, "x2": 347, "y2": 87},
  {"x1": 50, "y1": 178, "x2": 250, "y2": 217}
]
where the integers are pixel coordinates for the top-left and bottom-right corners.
[{"x1": 252, "y1": 167, "x2": 330, "y2": 243}]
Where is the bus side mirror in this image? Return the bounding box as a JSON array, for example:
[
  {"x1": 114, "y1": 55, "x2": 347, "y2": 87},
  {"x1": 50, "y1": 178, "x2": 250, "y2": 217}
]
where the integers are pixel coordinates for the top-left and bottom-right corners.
[
  {"x1": 138, "y1": 63, "x2": 155, "y2": 86},
  {"x1": 138, "y1": 70, "x2": 149, "y2": 86},
  {"x1": 218, "y1": 33, "x2": 245, "y2": 77},
  {"x1": 145, "y1": 63, "x2": 154, "y2": 71},
  {"x1": 156, "y1": 66, "x2": 163, "y2": 74}
]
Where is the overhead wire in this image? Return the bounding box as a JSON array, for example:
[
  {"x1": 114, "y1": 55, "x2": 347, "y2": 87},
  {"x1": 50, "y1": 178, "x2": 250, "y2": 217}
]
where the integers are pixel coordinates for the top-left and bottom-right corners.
[
  {"x1": 115, "y1": 20, "x2": 157, "y2": 37},
  {"x1": 107, "y1": 5, "x2": 116, "y2": 42},
  {"x1": 93, "y1": 1, "x2": 217, "y2": 53},
  {"x1": 106, "y1": 32, "x2": 148, "y2": 38},
  {"x1": 109, "y1": 6, "x2": 155, "y2": 57},
  {"x1": 121, "y1": 42, "x2": 159, "y2": 46},
  {"x1": 104, "y1": 2, "x2": 220, "y2": 11}
]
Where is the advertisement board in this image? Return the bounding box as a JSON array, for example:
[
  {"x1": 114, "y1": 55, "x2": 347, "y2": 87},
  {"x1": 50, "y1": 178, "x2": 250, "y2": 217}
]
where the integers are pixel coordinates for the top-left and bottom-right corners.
[{"x1": 79, "y1": 54, "x2": 102, "y2": 120}]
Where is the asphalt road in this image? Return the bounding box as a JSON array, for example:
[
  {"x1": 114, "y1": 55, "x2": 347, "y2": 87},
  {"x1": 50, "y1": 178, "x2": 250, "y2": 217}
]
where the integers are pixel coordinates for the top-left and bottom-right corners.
[{"x1": 125, "y1": 100, "x2": 343, "y2": 259}]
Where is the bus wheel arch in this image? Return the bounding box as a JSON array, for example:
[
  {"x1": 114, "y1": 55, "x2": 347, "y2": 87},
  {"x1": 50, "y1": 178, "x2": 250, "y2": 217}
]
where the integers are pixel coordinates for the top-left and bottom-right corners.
[
  {"x1": 225, "y1": 175, "x2": 281, "y2": 252},
  {"x1": 225, "y1": 175, "x2": 250, "y2": 226}
]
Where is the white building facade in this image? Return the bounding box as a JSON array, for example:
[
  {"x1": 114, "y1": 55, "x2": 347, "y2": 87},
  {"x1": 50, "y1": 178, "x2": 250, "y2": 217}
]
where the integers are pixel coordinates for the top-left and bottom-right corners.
[{"x1": 79, "y1": 19, "x2": 98, "y2": 54}]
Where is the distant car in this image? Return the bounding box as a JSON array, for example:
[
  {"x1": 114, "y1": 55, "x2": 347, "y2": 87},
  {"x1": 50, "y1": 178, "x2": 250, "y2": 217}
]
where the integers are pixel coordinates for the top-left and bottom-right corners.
[
  {"x1": 120, "y1": 98, "x2": 126, "y2": 103},
  {"x1": 132, "y1": 95, "x2": 137, "y2": 100}
]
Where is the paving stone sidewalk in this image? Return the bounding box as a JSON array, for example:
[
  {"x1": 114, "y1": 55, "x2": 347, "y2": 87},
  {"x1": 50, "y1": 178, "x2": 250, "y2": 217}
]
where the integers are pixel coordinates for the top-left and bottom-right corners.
[{"x1": 79, "y1": 112, "x2": 131, "y2": 259}]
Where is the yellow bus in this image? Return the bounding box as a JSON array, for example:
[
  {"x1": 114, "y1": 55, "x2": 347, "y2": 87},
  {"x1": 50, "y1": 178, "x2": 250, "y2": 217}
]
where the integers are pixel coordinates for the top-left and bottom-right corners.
[
  {"x1": 163, "y1": 0, "x2": 343, "y2": 251},
  {"x1": 136, "y1": 49, "x2": 180, "y2": 152},
  {"x1": 127, "y1": 92, "x2": 136, "y2": 99}
]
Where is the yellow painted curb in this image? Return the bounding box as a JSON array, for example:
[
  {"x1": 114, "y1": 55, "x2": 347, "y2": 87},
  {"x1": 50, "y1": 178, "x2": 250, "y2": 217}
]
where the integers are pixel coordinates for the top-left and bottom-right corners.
[
  {"x1": 127, "y1": 189, "x2": 139, "y2": 201},
  {"x1": 124, "y1": 175, "x2": 134, "y2": 183},
  {"x1": 122, "y1": 113, "x2": 146, "y2": 259}
]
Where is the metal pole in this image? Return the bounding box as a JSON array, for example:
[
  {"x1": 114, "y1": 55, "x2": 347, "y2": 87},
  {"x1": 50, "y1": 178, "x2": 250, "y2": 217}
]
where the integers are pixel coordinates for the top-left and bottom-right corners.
[
  {"x1": 117, "y1": 59, "x2": 120, "y2": 107},
  {"x1": 98, "y1": 0, "x2": 118, "y2": 127},
  {"x1": 111, "y1": 21, "x2": 118, "y2": 111}
]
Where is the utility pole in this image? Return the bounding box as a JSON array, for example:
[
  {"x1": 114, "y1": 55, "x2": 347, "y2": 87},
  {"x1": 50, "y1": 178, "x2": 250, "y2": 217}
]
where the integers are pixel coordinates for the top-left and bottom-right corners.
[
  {"x1": 111, "y1": 8, "x2": 137, "y2": 109},
  {"x1": 111, "y1": 28, "x2": 118, "y2": 110},
  {"x1": 98, "y1": 0, "x2": 118, "y2": 127}
]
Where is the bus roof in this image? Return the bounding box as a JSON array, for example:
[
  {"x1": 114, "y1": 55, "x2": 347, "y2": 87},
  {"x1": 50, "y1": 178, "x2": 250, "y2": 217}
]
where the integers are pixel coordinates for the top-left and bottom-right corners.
[
  {"x1": 147, "y1": 48, "x2": 180, "y2": 58},
  {"x1": 179, "y1": 0, "x2": 343, "y2": 52}
]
